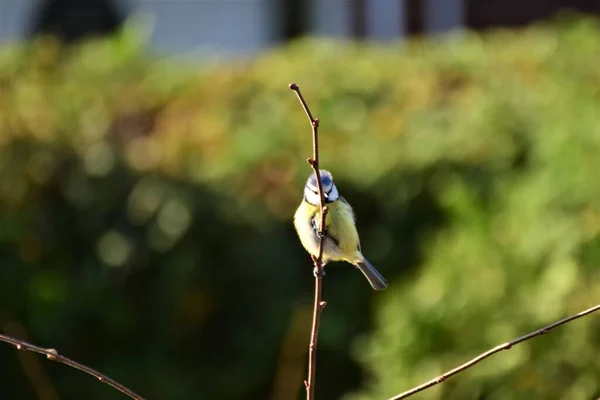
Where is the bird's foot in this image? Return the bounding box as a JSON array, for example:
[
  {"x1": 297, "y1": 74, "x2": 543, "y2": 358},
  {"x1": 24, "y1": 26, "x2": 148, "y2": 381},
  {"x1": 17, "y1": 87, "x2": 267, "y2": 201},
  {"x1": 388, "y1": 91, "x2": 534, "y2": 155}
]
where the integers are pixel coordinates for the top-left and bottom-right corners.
[
  {"x1": 316, "y1": 229, "x2": 328, "y2": 239},
  {"x1": 313, "y1": 267, "x2": 326, "y2": 278}
]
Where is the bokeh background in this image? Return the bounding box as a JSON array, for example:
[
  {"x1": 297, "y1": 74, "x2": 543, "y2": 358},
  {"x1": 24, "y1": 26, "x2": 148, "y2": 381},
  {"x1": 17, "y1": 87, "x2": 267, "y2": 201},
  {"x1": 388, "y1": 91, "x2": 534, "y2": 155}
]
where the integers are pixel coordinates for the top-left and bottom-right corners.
[{"x1": 0, "y1": 1, "x2": 599, "y2": 400}]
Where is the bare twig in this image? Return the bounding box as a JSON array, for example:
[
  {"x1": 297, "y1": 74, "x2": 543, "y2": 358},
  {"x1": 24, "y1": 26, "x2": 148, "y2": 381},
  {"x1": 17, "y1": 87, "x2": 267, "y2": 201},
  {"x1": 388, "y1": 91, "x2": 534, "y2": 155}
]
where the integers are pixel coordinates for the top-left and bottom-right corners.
[
  {"x1": 5, "y1": 322, "x2": 60, "y2": 400},
  {"x1": 289, "y1": 82, "x2": 328, "y2": 400},
  {"x1": 388, "y1": 303, "x2": 600, "y2": 400},
  {"x1": 0, "y1": 332, "x2": 145, "y2": 400}
]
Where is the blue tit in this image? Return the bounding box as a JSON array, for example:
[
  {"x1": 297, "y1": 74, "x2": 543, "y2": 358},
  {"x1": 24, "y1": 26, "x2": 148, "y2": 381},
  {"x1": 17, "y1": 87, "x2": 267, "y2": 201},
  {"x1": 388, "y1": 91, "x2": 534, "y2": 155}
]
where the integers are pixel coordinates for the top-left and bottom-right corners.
[{"x1": 293, "y1": 169, "x2": 388, "y2": 290}]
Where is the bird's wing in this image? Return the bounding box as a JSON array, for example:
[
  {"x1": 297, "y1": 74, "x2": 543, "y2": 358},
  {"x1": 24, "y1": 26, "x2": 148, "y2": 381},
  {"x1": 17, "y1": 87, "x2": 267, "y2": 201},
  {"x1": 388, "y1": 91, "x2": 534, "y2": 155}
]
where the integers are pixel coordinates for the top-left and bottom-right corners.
[
  {"x1": 339, "y1": 196, "x2": 361, "y2": 252},
  {"x1": 310, "y1": 214, "x2": 340, "y2": 247}
]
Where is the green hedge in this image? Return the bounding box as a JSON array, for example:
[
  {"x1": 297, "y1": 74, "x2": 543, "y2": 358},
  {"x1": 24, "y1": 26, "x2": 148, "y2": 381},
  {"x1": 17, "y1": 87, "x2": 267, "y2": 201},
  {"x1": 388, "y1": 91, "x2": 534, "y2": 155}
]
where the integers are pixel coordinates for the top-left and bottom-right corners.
[{"x1": 0, "y1": 16, "x2": 598, "y2": 400}]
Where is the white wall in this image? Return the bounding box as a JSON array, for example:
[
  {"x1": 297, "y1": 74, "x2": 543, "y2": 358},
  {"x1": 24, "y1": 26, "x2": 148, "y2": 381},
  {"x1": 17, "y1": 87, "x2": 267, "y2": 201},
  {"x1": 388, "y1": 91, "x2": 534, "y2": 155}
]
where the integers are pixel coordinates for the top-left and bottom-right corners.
[
  {"x1": 0, "y1": 0, "x2": 277, "y2": 56},
  {"x1": 0, "y1": 0, "x2": 37, "y2": 42},
  {"x1": 425, "y1": 0, "x2": 463, "y2": 34},
  {"x1": 366, "y1": 0, "x2": 404, "y2": 40},
  {"x1": 310, "y1": 0, "x2": 352, "y2": 37},
  {"x1": 310, "y1": 0, "x2": 405, "y2": 39},
  {"x1": 125, "y1": 0, "x2": 276, "y2": 56},
  {"x1": 0, "y1": 0, "x2": 464, "y2": 54}
]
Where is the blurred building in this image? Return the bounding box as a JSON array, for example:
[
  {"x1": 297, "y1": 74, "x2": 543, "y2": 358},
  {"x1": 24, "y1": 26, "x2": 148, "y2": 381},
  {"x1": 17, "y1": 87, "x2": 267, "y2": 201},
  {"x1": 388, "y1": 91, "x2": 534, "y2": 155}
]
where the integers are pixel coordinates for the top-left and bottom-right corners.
[{"x1": 0, "y1": 0, "x2": 598, "y2": 55}]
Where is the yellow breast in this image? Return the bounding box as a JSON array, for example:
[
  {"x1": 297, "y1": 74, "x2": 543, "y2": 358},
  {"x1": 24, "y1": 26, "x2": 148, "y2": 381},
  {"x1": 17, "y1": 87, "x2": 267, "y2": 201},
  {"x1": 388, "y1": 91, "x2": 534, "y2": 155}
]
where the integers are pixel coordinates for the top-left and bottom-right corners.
[
  {"x1": 325, "y1": 199, "x2": 360, "y2": 259},
  {"x1": 293, "y1": 198, "x2": 361, "y2": 263}
]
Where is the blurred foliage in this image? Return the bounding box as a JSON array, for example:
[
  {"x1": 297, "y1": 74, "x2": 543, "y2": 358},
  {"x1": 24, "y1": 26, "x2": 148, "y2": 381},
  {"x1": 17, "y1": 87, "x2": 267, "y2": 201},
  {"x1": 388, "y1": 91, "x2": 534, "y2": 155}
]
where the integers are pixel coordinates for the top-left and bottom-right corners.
[{"x1": 0, "y1": 15, "x2": 599, "y2": 400}]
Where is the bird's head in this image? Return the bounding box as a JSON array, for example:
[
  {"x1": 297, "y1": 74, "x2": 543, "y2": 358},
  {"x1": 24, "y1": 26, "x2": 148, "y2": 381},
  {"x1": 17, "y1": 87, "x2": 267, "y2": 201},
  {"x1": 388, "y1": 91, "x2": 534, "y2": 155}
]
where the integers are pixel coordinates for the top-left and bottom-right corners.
[{"x1": 304, "y1": 169, "x2": 339, "y2": 205}]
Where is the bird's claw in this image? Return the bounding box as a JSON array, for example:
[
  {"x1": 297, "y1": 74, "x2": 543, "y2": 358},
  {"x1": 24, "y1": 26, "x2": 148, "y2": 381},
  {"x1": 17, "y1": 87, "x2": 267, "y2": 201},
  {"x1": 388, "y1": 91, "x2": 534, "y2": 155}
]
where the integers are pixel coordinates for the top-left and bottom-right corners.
[
  {"x1": 316, "y1": 229, "x2": 328, "y2": 239},
  {"x1": 313, "y1": 267, "x2": 326, "y2": 278}
]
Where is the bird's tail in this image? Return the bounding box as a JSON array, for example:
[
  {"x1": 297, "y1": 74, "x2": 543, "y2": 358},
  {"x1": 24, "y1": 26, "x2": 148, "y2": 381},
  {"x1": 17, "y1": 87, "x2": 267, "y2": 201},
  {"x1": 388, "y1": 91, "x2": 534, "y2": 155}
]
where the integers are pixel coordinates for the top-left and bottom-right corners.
[{"x1": 355, "y1": 257, "x2": 388, "y2": 291}]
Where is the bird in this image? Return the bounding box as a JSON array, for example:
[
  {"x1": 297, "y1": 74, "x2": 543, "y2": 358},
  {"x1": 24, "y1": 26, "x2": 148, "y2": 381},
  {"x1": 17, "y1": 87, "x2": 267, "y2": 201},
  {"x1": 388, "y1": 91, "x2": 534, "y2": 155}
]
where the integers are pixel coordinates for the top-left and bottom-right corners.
[{"x1": 293, "y1": 169, "x2": 388, "y2": 290}]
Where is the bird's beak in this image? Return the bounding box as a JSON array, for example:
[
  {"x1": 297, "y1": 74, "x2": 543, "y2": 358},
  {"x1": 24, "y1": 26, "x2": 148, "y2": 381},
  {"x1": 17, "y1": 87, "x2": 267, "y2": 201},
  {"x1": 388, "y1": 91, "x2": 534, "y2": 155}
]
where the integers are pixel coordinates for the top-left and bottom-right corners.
[{"x1": 323, "y1": 192, "x2": 329, "y2": 199}]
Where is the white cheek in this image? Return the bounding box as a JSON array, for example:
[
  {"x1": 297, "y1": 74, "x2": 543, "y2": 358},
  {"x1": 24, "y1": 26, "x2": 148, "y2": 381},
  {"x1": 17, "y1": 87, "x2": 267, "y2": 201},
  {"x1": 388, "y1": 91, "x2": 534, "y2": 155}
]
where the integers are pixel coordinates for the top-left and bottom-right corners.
[{"x1": 305, "y1": 190, "x2": 321, "y2": 205}]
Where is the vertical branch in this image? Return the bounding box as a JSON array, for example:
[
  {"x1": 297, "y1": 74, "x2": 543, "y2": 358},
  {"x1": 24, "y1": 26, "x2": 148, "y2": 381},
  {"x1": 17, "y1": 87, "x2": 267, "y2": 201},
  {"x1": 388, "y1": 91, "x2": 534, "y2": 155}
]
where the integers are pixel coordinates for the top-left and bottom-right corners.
[{"x1": 289, "y1": 83, "x2": 328, "y2": 400}]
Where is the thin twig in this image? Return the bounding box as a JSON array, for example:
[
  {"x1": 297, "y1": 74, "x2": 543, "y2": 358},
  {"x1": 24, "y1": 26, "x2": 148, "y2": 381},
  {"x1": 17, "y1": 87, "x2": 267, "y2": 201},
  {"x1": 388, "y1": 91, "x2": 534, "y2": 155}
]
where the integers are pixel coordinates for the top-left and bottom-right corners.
[
  {"x1": 0, "y1": 332, "x2": 145, "y2": 400},
  {"x1": 5, "y1": 322, "x2": 60, "y2": 400},
  {"x1": 289, "y1": 82, "x2": 329, "y2": 400},
  {"x1": 388, "y1": 303, "x2": 600, "y2": 400}
]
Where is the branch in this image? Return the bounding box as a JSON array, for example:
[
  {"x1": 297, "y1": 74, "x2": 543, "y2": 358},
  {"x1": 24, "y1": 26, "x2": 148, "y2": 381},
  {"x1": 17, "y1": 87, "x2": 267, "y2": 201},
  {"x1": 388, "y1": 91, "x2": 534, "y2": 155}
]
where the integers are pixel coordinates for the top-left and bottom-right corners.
[
  {"x1": 0, "y1": 332, "x2": 145, "y2": 400},
  {"x1": 388, "y1": 303, "x2": 600, "y2": 400},
  {"x1": 289, "y1": 82, "x2": 328, "y2": 400}
]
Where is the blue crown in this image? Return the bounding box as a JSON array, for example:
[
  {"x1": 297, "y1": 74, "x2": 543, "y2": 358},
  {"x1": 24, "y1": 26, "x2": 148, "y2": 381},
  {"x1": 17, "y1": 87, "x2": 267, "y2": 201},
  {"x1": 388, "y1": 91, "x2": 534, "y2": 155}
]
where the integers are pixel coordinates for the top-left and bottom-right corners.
[{"x1": 308, "y1": 170, "x2": 333, "y2": 188}]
